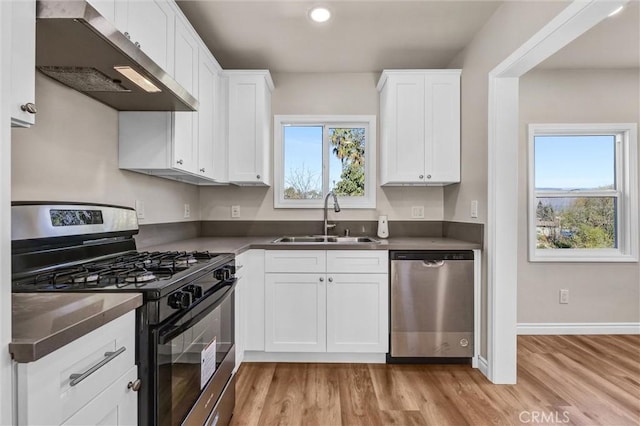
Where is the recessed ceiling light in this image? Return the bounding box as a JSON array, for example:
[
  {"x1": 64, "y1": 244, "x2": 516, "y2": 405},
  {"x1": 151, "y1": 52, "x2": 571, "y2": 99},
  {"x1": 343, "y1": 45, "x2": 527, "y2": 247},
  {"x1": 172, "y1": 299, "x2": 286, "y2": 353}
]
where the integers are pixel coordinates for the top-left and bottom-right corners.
[
  {"x1": 608, "y1": 5, "x2": 624, "y2": 17},
  {"x1": 309, "y1": 6, "x2": 331, "y2": 23}
]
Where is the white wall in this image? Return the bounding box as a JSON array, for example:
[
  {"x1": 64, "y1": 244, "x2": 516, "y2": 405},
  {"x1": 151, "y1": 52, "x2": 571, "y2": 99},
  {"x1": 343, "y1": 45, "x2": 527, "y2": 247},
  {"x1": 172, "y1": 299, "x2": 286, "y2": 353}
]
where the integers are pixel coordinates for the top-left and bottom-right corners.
[
  {"x1": 200, "y1": 72, "x2": 444, "y2": 221},
  {"x1": 443, "y1": 0, "x2": 571, "y2": 358},
  {"x1": 518, "y1": 68, "x2": 640, "y2": 324},
  {"x1": 11, "y1": 73, "x2": 200, "y2": 224}
]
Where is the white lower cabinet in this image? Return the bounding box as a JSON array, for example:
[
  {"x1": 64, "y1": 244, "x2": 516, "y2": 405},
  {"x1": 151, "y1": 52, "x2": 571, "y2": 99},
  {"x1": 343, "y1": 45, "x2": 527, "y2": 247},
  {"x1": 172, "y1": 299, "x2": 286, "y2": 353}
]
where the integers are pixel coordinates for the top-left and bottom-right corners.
[
  {"x1": 61, "y1": 365, "x2": 137, "y2": 426},
  {"x1": 264, "y1": 250, "x2": 388, "y2": 354},
  {"x1": 265, "y1": 273, "x2": 327, "y2": 352},
  {"x1": 326, "y1": 273, "x2": 388, "y2": 353},
  {"x1": 15, "y1": 312, "x2": 138, "y2": 426},
  {"x1": 235, "y1": 249, "x2": 265, "y2": 369}
]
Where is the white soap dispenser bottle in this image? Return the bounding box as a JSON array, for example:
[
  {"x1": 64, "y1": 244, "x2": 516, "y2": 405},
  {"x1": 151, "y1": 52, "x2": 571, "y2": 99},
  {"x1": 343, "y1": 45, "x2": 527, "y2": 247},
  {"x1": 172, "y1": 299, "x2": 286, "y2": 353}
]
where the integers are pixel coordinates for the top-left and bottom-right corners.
[{"x1": 377, "y1": 215, "x2": 389, "y2": 239}]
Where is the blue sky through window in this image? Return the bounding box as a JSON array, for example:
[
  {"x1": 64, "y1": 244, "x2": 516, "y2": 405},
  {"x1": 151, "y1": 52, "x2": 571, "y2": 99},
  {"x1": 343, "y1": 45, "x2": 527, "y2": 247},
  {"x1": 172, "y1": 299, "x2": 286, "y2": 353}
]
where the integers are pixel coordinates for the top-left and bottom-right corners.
[
  {"x1": 283, "y1": 126, "x2": 357, "y2": 193},
  {"x1": 534, "y1": 135, "x2": 615, "y2": 190},
  {"x1": 284, "y1": 126, "x2": 322, "y2": 194}
]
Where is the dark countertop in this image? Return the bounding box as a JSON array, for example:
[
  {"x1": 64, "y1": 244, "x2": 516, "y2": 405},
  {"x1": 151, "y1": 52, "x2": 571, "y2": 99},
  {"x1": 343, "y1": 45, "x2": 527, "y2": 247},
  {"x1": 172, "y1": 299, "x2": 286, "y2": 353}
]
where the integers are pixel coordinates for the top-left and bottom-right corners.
[
  {"x1": 10, "y1": 293, "x2": 143, "y2": 363},
  {"x1": 142, "y1": 236, "x2": 481, "y2": 254}
]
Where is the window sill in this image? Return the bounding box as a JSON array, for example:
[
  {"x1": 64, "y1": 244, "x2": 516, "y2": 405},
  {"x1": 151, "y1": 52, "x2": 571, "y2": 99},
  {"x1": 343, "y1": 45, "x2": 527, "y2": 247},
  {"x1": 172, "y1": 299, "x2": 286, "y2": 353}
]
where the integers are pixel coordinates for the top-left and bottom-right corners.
[{"x1": 529, "y1": 251, "x2": 638, "y2": 263}]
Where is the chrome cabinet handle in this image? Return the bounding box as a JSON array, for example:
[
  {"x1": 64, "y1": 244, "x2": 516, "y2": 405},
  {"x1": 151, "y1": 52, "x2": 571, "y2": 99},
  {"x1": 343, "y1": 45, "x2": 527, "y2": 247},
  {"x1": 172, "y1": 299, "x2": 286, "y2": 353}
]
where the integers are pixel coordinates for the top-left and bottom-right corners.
[
  {"x1": 20, "y1": 103, "x2": 37, "y2": 114},
  {"x1": 328, "y1": 277, "x2": 333, "y2": 283},
  {"x1": 419, "y1": 174, "x2": 424, "y2": 179},
  {"x1": 176, "y1": 159, "x2": 183, "y2": 165},
  {"x1": 427, "y1": 175, "x2": 431, "y2": 179},
  {"x1": 69, "y1": 346, "x2": 126, "y2": 386},
  {"x1": 319, "y1": 277, "x2": 324, "y2": 282},
  {"x1": 127, "y1": 378, "x2": 142, "y2": 392},
  {"x1": 134, "y1": 41, "x2": 141, "y2": 48},
  {"x1": 256, "y1": 174, "x2": 261, "y2": 179},
  {"x1": 200, "y1": 168, "x2": 205, "y2": 173},
  {"x1": 124, "y1": 32, "x2": 131, "y2": 40}
]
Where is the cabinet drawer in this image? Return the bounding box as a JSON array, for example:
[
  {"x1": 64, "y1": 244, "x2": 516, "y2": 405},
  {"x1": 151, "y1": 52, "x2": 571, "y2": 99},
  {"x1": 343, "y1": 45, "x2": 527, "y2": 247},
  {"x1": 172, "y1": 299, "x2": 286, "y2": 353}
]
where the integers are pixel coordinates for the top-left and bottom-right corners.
[
  {"x1": 265, "y1": 250, "x2": 326, "y2": 273},
  {"x1": 327, "y1": 250, "x2": 388, "y2": 273},
  {"x1": 16, "y1": 312, "x2": 136, "y2": 425}
]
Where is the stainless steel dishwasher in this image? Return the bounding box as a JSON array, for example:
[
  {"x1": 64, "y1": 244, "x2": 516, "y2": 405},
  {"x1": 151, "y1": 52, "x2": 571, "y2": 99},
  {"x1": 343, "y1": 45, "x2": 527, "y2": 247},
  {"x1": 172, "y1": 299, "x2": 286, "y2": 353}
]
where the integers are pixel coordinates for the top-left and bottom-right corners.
[{"x1": 389, "y1": 251, "x2": 474, "y2": 360}]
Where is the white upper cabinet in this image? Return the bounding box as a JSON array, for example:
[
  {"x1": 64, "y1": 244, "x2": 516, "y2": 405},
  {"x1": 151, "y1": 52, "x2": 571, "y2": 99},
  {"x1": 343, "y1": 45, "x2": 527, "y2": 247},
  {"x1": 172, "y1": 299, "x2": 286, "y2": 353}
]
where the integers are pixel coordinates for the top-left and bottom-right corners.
[
  {"x1": 172, "y1": 15, "x2": 199, "y2": 175},
  {"x1": 114, "y1": 0, "x2": 175, "y2": 74},
  {"x1": 226, "y1": 71, "x2": 274, "y2": 186},
  {"x1": 119, "y1": 8, "x2": 228, "y2": 185},
  {"x1": 10, "y1": 0, "x2": 36, "y2": 127},
  {"x1": 198, "y1": 49, "x2": 227, "y2": 182},
  {"x1": 378, "y1": 70, "x2": 461, "y2": 185}
]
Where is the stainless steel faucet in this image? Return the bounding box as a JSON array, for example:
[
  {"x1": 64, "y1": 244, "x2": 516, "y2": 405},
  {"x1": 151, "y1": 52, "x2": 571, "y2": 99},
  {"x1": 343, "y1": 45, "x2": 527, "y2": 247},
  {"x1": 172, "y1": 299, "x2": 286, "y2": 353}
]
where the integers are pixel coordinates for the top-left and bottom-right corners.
[{"x1": 323, "y1": 191, "x2": 341, "y2": 236}]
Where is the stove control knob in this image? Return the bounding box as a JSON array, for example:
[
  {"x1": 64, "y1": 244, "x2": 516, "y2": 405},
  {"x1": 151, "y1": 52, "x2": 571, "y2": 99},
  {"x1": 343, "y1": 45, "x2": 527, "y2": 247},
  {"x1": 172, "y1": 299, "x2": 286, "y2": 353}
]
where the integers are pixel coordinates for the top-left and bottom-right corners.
[
  {"x1": 214, "y1": 268, "x2": 230, "y2": 281},
  {"x1": 184, "y1": 285, "x2": 203, "y2": 300},
  {"x1": 168, "y1": 291, "x2": 192, "y2": 309}
]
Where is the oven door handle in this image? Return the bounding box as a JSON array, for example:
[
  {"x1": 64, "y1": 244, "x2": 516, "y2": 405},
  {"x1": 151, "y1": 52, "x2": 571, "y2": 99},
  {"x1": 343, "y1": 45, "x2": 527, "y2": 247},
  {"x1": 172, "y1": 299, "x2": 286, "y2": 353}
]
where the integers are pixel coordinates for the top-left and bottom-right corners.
[{"x1": 159, "y1": 278, "x2": 237, "y2": 344}]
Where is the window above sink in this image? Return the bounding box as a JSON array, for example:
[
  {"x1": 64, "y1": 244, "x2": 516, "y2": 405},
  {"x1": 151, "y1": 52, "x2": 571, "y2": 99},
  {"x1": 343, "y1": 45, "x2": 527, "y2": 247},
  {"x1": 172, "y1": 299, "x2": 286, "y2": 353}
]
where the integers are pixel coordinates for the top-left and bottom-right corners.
[{"x1": 273, "y1": 115, "x2": 377, "y2": 209}]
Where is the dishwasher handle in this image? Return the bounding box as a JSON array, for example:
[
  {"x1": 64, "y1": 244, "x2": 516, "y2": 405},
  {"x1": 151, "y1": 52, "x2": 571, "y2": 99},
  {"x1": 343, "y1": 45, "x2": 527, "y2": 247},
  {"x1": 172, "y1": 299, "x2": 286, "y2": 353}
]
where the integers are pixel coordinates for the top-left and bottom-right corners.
[{"x1": 421, "y1": 260, "x2": 445, "y2": 267}]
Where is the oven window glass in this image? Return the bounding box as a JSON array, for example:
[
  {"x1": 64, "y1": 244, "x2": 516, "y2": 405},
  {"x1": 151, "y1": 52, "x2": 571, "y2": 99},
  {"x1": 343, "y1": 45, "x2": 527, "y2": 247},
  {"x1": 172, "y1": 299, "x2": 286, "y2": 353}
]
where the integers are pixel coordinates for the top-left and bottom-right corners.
[{"x1": 158, "y1": 289, "x2": 234, "y2": 426}]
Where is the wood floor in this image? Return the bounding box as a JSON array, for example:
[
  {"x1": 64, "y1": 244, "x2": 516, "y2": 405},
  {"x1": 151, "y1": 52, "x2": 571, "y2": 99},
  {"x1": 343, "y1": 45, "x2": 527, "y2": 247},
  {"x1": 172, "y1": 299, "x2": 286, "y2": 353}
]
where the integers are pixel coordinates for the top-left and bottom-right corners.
[{"x1": 231, "y1": 335, "x2": 640, "y2": 425}]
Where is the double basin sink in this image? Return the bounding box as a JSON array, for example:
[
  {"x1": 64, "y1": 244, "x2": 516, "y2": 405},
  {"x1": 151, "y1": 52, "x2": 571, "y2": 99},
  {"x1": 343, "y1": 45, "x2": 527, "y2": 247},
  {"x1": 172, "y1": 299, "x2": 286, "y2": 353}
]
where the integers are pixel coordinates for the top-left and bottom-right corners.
[{"x1": 272, "y1": 235, "x2": 380, "y2": 244}]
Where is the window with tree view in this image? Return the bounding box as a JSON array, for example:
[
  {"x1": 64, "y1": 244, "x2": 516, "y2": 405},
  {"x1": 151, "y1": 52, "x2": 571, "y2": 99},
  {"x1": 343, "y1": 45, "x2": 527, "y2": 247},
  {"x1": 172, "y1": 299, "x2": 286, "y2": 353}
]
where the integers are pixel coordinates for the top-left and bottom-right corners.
[
  {"x1": 529, "y1": 124, "x2": 638, "y2": 262},
  {"x1": 275, "y1": 116, "x2": 376, "y2": 208}
]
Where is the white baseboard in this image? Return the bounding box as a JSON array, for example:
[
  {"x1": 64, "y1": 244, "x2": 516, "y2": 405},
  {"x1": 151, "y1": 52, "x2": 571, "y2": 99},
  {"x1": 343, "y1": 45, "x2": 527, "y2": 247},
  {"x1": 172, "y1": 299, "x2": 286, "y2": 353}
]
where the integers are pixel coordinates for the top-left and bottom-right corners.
[
  {"x1": 517, "y1": 322, "x2": 640, "y2": 335},
  {"x1": 478, "y1": 355, "x2": 489, "y2": 377}
]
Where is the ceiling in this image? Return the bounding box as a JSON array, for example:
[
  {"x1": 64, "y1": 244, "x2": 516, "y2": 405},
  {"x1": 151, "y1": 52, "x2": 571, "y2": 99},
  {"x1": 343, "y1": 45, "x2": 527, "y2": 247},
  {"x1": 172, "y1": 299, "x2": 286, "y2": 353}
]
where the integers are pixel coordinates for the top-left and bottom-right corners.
[
  {"x1": 176, "y1": 1, "x2": 502, "y2": 73},
  {"x1": 537, "y1": 0, "x2": 640, "y2": 69},
  {"x1": 177, "y1": 1, "x2": 639, "y2": 73}
]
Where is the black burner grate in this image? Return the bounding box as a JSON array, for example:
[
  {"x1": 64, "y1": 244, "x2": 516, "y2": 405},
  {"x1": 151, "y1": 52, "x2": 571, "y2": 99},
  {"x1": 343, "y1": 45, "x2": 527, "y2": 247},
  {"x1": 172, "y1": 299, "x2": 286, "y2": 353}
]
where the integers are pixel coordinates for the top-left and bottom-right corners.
[{"x1": 13, "y1": 251, "x2": 218, "y2": 291}]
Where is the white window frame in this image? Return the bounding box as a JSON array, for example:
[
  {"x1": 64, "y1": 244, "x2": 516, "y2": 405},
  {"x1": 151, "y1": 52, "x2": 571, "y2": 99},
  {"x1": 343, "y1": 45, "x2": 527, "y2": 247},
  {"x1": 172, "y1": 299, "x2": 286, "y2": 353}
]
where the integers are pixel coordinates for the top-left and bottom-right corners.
[
  {"x1": 528, "y1": 123, "x2": 638, "y2": 262},
  {"x1": 274, "y1": 115, "x2": 377, "y2": 209}
]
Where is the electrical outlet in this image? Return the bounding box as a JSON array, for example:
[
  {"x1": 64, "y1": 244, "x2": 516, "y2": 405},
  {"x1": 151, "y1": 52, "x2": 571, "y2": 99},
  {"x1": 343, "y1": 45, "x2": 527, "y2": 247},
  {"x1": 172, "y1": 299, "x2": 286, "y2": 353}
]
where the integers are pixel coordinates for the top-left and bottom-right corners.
[
  {"x1": 411, "y1": 206, "x2": 425, "y2": 219},
  {"x1": 231, "y1": 205, "x2": 241, "y2": 218},
  {"x1": 135, "y1": 200, "x2": 145, "y2": 220},
  {"x1": 559, "y1": 289, "x2": 569, "y2": 304},
  {"x1": 471, "y1": 200, "x2": 478, "y2": 218},
  {"x1": 184, "y1": 204, "x2": 190, "y2": 218}
]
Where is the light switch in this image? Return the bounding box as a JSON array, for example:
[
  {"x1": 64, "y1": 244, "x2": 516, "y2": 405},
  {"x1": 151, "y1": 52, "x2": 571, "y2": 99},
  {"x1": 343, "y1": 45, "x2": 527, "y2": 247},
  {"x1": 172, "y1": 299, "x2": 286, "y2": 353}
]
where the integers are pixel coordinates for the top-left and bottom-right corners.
[
  {"x1": 471, "y1": 200, "x2": 478, "y2": 218},
  {"x1": 135, "y1": 200, "x2": 145, "y2": 220}
]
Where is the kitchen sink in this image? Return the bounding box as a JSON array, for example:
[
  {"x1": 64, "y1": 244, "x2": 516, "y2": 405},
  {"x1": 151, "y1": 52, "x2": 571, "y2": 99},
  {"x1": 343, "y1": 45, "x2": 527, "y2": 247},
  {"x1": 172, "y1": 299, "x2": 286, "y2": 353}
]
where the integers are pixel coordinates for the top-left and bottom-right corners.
[{"x1": 272, "y1": 235, "x2": 380, "y2": 244}]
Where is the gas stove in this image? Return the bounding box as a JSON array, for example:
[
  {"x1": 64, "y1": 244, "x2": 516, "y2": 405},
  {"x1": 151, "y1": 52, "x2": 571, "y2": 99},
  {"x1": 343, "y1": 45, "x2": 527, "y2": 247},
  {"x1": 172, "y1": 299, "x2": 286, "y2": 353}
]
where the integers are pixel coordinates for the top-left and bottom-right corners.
[
  {"x1": 12, "y1": 249, "x2": 234, "y2": 298},
  {"x1": 11, "y1": 202, "x2": 238, "y2": 426}
]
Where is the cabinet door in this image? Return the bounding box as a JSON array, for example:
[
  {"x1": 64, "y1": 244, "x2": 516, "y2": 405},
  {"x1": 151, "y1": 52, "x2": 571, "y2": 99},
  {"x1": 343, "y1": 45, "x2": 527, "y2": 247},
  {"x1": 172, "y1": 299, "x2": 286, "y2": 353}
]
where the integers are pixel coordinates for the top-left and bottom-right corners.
[
  {"x1": 265, "y1": 274, "x2": 326, "y2": 352},
  {"x1": 197, "y1": 51, "x2": 218, "y2": 180},
  {"x1": 227, "y1": 75, "x2": 269, "y2": 184},
  {"x1": 10, "y1": 0, "x2": 36, "y2": 127},
  {"x1": 61, "y1": 365, "x2": 138, "y2": 426},
  {"x1": 122, "y1": 0, "x2": 174, "y2": 73},
  {"x1": 234, "y1": 259, "x2": 245, "y2": 370},
  {"x1": 381, "y1": 74, "x2": 425, "y2": 183},
  {"x1": 172, "y1": 17, "x2": 199, "y2": 174},
  {"x1": 244, "y1": 250, "x2": 266, "y2": 351},
  {"x1": 326, "y1": 274, "x2": 388, "y2": 353},
  {"x1": 326, "y1": 250, "x2": 388, "y2": 274},
  {"x1": 265, "y1": 250, "x2": 326, "y2": 273},
  {"x1": 425, "y1": 72, "x2": 461, "y2": 183}
]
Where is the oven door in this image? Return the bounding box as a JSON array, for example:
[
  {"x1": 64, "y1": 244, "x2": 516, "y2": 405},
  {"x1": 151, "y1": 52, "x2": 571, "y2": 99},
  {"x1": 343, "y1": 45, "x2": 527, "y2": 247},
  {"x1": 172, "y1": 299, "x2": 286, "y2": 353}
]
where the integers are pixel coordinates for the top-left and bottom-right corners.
[{"x1": 156, "y1": 279, "x2": 236, "y2": 426}]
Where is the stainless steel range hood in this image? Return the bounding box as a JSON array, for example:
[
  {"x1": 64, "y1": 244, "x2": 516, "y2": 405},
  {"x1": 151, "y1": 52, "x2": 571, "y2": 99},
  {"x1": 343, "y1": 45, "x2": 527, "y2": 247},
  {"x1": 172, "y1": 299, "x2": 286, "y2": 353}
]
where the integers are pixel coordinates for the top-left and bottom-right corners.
[{"x1": 35, "y1": 1, "x2": 199, "y2": 111}]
